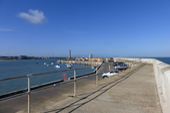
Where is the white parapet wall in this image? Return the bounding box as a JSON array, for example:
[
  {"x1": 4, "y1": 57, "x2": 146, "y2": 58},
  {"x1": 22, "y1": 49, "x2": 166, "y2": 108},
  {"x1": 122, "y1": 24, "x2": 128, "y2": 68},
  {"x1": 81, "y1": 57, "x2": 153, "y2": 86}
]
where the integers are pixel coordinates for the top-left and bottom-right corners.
[
  {"x1": 114, "y1": 58, "x2": 170, "y2": 113},
  {"x1": 114, "y1": 57, "x2": 154, "y2": 64},
  {"x1": 153, "y1": 59, "x2": 170, "y2": 113}
]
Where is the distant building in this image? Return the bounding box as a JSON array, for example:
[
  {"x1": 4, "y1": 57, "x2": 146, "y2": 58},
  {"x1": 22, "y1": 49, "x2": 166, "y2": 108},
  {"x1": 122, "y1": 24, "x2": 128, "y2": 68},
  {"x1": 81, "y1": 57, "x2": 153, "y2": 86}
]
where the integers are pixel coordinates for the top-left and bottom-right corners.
[
  {"x1": 89, "y1": 54, "x2": 93, "y2": 58},
  {"x1": 67, "y1": 50, "x2": 72, "y2": 60},
  {"x1": 106, "y1": 58, "x2": 114, "y2": 62},
  {"x1": 0, "y1": 56, "x2": 9, "y2": 60},
  {"x1": 69, "y1": 50, "x2": 71, "y2": 58},
  {"x1": 19, "y1": 55, "x2": 28, "y2": 59}
]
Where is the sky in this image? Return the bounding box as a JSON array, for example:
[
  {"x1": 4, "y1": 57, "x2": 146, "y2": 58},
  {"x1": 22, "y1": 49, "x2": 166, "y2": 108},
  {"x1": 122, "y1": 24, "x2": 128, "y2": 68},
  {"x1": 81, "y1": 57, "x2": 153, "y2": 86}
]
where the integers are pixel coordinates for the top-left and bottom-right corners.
[{"x1": 0, "y1": 0, "x2": 170, "y2": 57}]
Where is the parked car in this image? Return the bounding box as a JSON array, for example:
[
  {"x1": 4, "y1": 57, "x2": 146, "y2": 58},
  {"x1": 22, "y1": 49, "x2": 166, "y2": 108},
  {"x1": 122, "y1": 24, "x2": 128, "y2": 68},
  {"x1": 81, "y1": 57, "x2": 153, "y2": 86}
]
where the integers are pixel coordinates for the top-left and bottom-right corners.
[
  {"x1": 102, "y1": 70, "x2": 117, "y2": 78},
  {"x1": 112, "y1": 62, "x2": 124, "y2": 66},
  {"x1": 114, "y1": 64, "x2": 128, "y2": 70},
  {"x1": 114, "y1": 69, "x2": 122, "y2": 73}
]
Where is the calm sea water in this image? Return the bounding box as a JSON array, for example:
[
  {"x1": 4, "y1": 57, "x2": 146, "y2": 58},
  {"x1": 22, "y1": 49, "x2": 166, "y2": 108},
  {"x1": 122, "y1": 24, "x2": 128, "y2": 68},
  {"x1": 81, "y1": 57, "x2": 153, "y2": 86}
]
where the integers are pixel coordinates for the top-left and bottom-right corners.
[
  {"x1": 0, "y1": 59, "x2": 93, "y2": 95},
  {"x1": 155, "y1": 57, "x2": 170, "y2": 64}
]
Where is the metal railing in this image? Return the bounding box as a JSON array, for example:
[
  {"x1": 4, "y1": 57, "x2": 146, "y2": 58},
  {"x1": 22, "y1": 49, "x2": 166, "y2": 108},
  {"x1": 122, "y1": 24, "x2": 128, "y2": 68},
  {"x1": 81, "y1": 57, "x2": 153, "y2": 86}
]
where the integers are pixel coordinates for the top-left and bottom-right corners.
[
  {"x1": 0, "y1": 65, "x2": 103, "y2": 113},
  {"x1": 0, "y1": 67, "x2": 90, "y2": 82}
]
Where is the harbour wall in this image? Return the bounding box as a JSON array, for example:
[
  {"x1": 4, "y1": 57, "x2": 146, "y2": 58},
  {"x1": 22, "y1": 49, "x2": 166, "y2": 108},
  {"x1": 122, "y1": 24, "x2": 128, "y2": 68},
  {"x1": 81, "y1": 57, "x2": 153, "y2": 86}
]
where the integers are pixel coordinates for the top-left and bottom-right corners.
[
  {"x1": 57, "y1": 60, "x2": 102, "y2": 66},
  {"x1": 114, "y1": 58, "x2": 170, "y2": 113},
  {"x1": 114, "y1": 58, "x2": 154, "y2": 64}
]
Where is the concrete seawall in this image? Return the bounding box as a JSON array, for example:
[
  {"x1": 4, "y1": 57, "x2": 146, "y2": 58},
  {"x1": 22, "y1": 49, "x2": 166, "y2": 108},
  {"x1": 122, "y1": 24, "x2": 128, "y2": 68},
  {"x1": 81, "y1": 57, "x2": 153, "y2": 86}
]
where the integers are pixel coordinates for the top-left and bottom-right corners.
[
  {"x1": 57, "y1": 60, "x2": 102, "y2": 66},
  {"x1": 153, "y1": 60, "x2": 170, "y2": 113},
  {"x1": 114, "y1": 58, "x2": 170, "y2": 113}
]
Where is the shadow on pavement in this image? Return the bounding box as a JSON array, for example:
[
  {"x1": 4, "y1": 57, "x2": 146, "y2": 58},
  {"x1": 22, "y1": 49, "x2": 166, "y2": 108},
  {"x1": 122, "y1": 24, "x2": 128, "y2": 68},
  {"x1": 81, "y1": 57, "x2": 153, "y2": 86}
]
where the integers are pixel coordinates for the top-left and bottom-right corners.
[{"x1": 45, "y1": 64, "x2": 145, "y2": 113}]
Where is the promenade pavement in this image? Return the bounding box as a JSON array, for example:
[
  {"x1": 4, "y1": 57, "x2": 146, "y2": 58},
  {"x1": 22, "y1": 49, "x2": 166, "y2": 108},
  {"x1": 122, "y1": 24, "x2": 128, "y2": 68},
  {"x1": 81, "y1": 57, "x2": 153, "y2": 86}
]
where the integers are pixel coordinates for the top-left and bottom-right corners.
[{"x1": 16, "y1": 63, "x2": 162, "y2": 113}]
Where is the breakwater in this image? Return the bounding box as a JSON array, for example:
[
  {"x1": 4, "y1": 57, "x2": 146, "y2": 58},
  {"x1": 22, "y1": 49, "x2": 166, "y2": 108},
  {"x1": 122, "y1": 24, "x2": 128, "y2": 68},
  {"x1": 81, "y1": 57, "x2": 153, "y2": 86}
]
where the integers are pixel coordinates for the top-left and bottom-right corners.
[
  {"x1": 114, "y1": 57, "x2": 170, "y2": 113},
  {"x1": 57, "y1": 60, "x2": 102, "y2": 66}
]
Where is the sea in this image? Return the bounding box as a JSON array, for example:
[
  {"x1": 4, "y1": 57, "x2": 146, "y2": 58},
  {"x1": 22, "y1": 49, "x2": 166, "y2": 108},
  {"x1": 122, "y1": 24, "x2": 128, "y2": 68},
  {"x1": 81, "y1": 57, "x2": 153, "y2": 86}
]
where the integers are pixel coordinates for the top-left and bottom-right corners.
[
  {"x1": 0, "y1": 59, "x2": 94, "y2": 95},
  {"x1": 155, "y1": 57, "x2": 170, "y2": 64}
]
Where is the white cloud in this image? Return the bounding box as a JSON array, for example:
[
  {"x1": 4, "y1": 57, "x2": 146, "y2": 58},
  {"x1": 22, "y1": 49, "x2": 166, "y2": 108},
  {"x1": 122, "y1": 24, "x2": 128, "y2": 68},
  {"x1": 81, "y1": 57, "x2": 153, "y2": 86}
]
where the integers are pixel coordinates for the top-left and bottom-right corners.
[
  {"x1": 0, "y1": 28, "x2": 14, "y2": 31},
  {"x1": 18, "y1": 9, "x2": 47, "y2": 24}
]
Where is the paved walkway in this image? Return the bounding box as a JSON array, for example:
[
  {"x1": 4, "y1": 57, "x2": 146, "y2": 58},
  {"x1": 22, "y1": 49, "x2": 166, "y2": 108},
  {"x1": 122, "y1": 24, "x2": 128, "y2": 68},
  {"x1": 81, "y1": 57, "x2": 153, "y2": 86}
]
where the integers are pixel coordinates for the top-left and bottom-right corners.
[{"x1": 17, "y1": 64, "x2": 162, "y2": 113}]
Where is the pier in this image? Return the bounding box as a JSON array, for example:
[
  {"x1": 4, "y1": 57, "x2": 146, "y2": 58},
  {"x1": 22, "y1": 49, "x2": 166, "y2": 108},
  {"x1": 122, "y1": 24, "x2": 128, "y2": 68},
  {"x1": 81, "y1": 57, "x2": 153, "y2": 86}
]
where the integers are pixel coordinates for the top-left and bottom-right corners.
[
  {"x1": 0, "y1": 58, "x2": 170, "y2": 113},
  {"x1": 57, "y1": 60, "x2": 102, "y2": 67}
]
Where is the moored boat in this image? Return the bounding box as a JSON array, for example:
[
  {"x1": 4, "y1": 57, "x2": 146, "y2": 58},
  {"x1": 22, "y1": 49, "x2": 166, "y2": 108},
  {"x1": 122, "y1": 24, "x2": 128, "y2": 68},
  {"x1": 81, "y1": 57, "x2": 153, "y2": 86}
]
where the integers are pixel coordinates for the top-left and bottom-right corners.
[
  {"x1": 55, "y1": 65, "x2": 61, "y2": 68},
  {"x1": 51, "y1": 62, "x2": 54, "y2": 65},
  {"x1": 47, "y1": 64, "x2": 50, "y2": 67},
  {"x1": 66, "y1": 64, "x2": 71, "y2": 68}
]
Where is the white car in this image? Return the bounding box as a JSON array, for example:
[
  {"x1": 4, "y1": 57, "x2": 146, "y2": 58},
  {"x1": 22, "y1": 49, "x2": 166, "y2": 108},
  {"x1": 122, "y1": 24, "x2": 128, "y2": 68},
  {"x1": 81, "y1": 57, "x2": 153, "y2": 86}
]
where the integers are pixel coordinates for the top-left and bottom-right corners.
[{"x1": 102, "y1": 71, "x2": 117, "y2": 78}]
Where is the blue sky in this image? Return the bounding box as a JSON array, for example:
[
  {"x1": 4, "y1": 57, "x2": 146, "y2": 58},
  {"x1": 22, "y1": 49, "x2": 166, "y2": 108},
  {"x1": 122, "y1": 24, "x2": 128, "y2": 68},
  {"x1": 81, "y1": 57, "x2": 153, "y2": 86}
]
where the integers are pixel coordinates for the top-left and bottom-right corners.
[{"x1": 0, "y1": 0, "x2": 170, "y2": 57}]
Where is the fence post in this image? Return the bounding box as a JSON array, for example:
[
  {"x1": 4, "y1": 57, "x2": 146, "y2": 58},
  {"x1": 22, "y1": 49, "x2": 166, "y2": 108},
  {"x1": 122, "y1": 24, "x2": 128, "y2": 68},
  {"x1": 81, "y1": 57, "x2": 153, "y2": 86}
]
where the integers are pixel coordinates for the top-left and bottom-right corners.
[
  {"x1": 96, "y1": 74, "x2": 98, "y2": 86},
  {"x1": 123, "y1": 62, "x2": 124, "y2": 73},
  {"x1": 131, "y1": 62, "x2": 133, "y2": 70},
  {"x1": 74, "y1": 69, "x2": 76, "y2": 97},
  {"x1": 96, "y1": 69, "x2": 99, "y2": 86},
  {"x1": 117, "y1": 63, "x2": 119, "y2": 76},
  {"x1": 109, "y1": 64, "x2": 110, "y2": 80},
  {"x1": 27, "y1": 74, "x2": 32, "y2": 113}
]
